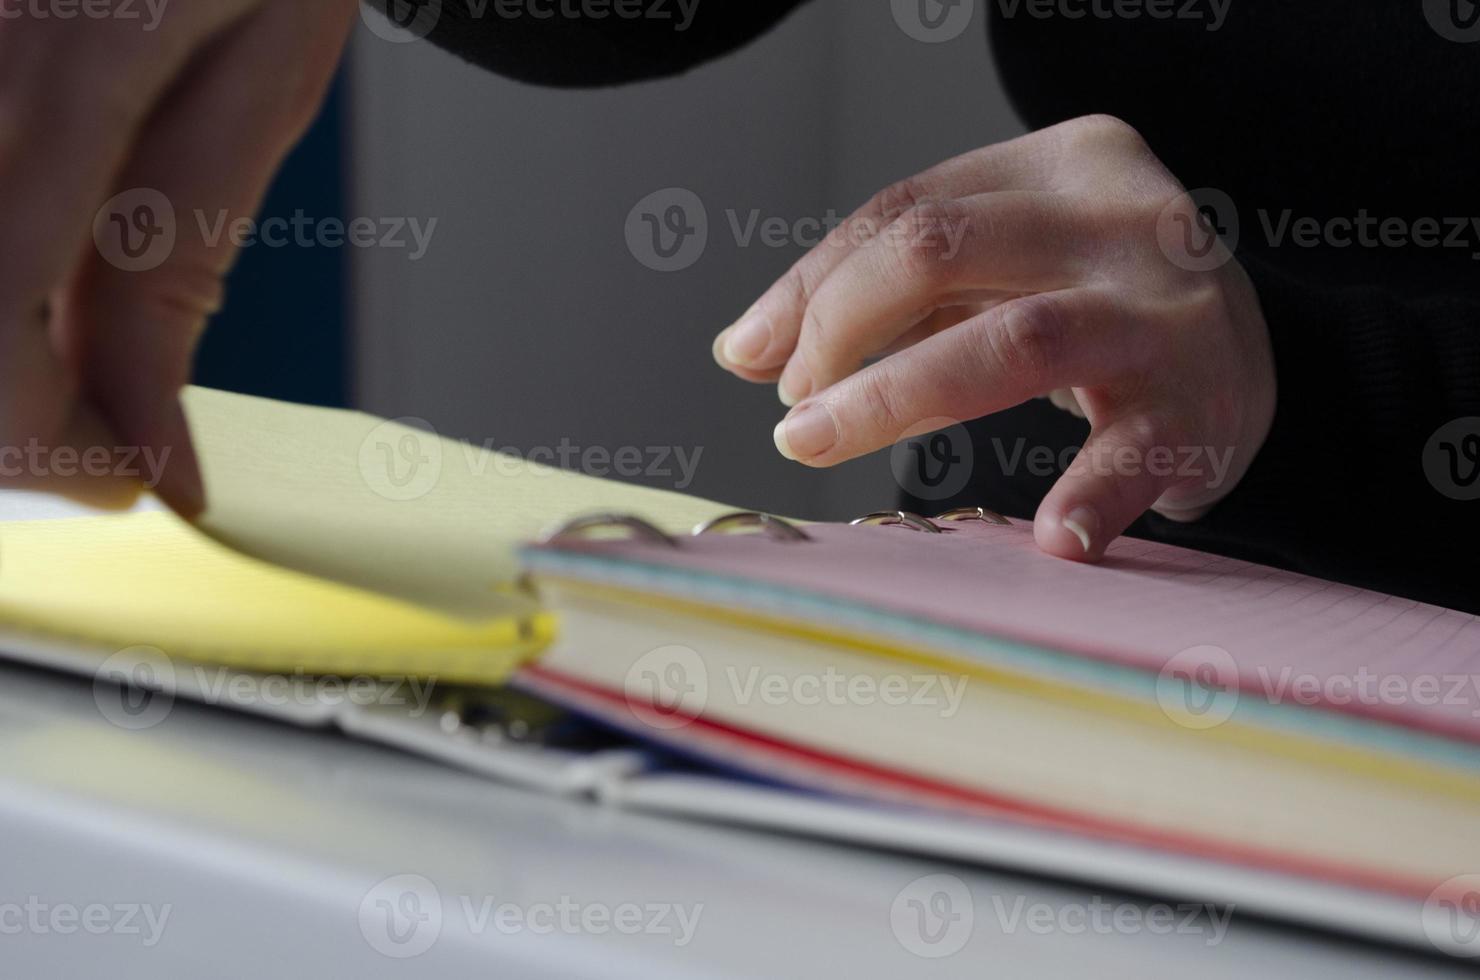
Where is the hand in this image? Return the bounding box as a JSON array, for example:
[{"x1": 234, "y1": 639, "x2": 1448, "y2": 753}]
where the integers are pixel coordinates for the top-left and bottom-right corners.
[
  {"x1": 713, "y1": 115, "x2": 1276, "y2": 561},
  {"x1": 0, "y1": 0, "x2": 356, "y2": 514}
]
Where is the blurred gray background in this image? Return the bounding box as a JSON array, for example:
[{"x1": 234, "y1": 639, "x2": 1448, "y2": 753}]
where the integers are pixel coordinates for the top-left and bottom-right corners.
[{"x1": 347, "y1": 0, "x2": 1024, "y2": 520}]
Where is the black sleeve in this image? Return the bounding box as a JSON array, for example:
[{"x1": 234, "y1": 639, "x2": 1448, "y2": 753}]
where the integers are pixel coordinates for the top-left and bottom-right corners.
[
  {"x1": 1146, "y1": 256, "x2": 1480, "y2": 614},
  {"x1": 364, "y1": 0, "x2": 814, "y2": 87}
]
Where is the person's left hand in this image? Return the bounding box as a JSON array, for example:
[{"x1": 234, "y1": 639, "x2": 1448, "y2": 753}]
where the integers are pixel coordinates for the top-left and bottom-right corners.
[{"x1": 712, "y1": 114, "x2": 1276, "y2": 561}]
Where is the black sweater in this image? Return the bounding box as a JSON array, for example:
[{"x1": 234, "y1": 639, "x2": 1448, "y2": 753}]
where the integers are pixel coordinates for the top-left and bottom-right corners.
[{"x1": 378, "y1": 0, "x2": 1480, "y2": 613}]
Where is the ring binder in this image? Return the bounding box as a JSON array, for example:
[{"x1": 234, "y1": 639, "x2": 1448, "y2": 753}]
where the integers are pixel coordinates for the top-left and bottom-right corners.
[
  {"x1": 849, "y1": 511, "x2": 943, "y2": 533},
  {"x1": 936, "y1": 506, "x2": 1012, "y2": 527},
  {"x1": 541, "y1": 513, "x2": 678, "y2": 547},
  {"x1": 693, "y1": 512, "x2": 811, "y2": 542},
  {"x1": 546, "y1": 505, "x2": 1011, "y2": 547}
]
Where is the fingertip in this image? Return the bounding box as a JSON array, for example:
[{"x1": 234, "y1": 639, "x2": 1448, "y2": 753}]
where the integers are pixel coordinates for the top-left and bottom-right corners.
[
  {"x1": 52, "y1": 479, "x2": 145, "y2": 513},
  {"x1": 89, "y1": 387, "x2": 207, "y2": 520},
  {"x1": 711, "y1": 330, "x2": 733, "y2": 371},
  {"x1": 778, "y1": 364, "x2": 812, "y2": 408},
  {"x1": 772, "y1": 419, "x2": 797, "y2": 461},
  {"x1": 721, "y1": 310, "x2": 774, "y2": 368},
  {"x1": 714, "y1": 323, "x2": 785, "y2": 384},
  {"x1": 773, "y1": 402, "x2": 839, "y2": 465},
  {"x1": 157, "y1": 455, "x2": 207, "y2": 520},
  {"x1": 1035, "y1": 504, "x2": 1105, "y2": 562},
  {"x1": 148, "y1": 395, "x2": 207, "y2": 520},
  {"x1": 39, "y1": 405, "x2": 146, "y2": 513}
]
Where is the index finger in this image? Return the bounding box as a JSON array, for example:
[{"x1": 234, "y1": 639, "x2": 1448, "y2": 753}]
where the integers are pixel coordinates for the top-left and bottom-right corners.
[
  {"x1": 713, "y1": 139, "x2": 1042, "y2": 378},
  {"x1": 773, "y1": 289, "x2": 1134, "y2": 467}
]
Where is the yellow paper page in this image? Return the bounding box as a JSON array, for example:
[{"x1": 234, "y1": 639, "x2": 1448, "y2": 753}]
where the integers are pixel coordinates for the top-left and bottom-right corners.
[
  {"x1": 184, "y1": 386, "x2": 741, "y2": 617},
  {"x1": 0, "y1": 510, "x2": 547, "y2": 684}
]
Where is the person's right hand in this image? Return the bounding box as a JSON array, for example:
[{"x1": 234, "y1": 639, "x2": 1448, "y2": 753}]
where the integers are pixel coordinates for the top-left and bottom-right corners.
[{"x1": 0, "y1": 0, "x2": 357, "y2": 514}]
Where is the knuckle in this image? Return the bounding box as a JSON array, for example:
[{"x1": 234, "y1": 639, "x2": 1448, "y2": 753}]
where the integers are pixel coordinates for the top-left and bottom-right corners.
[
  {"x1": 132, "y1": 260, "x2": 228, "y2": 329},
  {"x1": 1073, "y1": 113, "x2": 1146, "y2": 148},
  {"x1": 891, "y1": 200, "x2": 969, "y2": 284},
  {"x1": 1052, "y1": 113, "x2": 1151, "y2": 166},
  {"x1": 989, "y1": 297, "x2": 1068, "y2": 380},
  {"x1": 1117, "y1": 413, "x2": 1166, "y2": 453},
  {"x1": 1122, "y1": 411, "x2": 1199, "y2": 468},
  {"x1": 869, "y1": 175, "x2": 932, "y2": 224}
]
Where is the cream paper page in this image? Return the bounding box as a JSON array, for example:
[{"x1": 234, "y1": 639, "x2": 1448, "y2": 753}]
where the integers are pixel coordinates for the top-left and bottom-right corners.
[{"x1": 184, "y1": 387, "x2": 739, "y2": 616}]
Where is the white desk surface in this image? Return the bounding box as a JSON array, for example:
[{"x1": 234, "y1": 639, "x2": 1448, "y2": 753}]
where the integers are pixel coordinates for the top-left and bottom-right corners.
[{"x1": 0, "y1": 491, "x2": 1469, "y2": 978}]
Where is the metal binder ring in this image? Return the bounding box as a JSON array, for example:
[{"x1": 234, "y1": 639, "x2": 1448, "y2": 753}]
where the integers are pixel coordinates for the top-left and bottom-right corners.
[
  {"x1": 693, "y1": 512, "x2": 812, "y2": 542},
  {"x1": 540, "y1": 513, "x2": 678, "y2": 547},
  {"x1": 935, "y1": 506, "x2": 1012, "y2": 527},
  {"x1": 849, "y1": 511, "x2": 943, "y2": 533}
]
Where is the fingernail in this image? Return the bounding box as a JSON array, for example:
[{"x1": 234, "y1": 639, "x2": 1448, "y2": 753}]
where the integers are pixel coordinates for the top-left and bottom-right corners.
[
  {"x1": 778, "y1": 370, "x2": 811, "y2": 408},
  {"x1": 1061, "y1": 505, "x2": 1099, "y2": 555},
  {"x1": 773, "y1": 403, "x2": 838, "y2": 462},
  {"x1": 721, "y1": 311, "x2": 771, "y2": 368}
]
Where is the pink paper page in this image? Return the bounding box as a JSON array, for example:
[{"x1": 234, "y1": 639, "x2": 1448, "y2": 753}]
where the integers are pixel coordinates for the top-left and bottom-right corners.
[{"x1": 530, "y1": 520, "x2": 1480, "y2": 742}]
